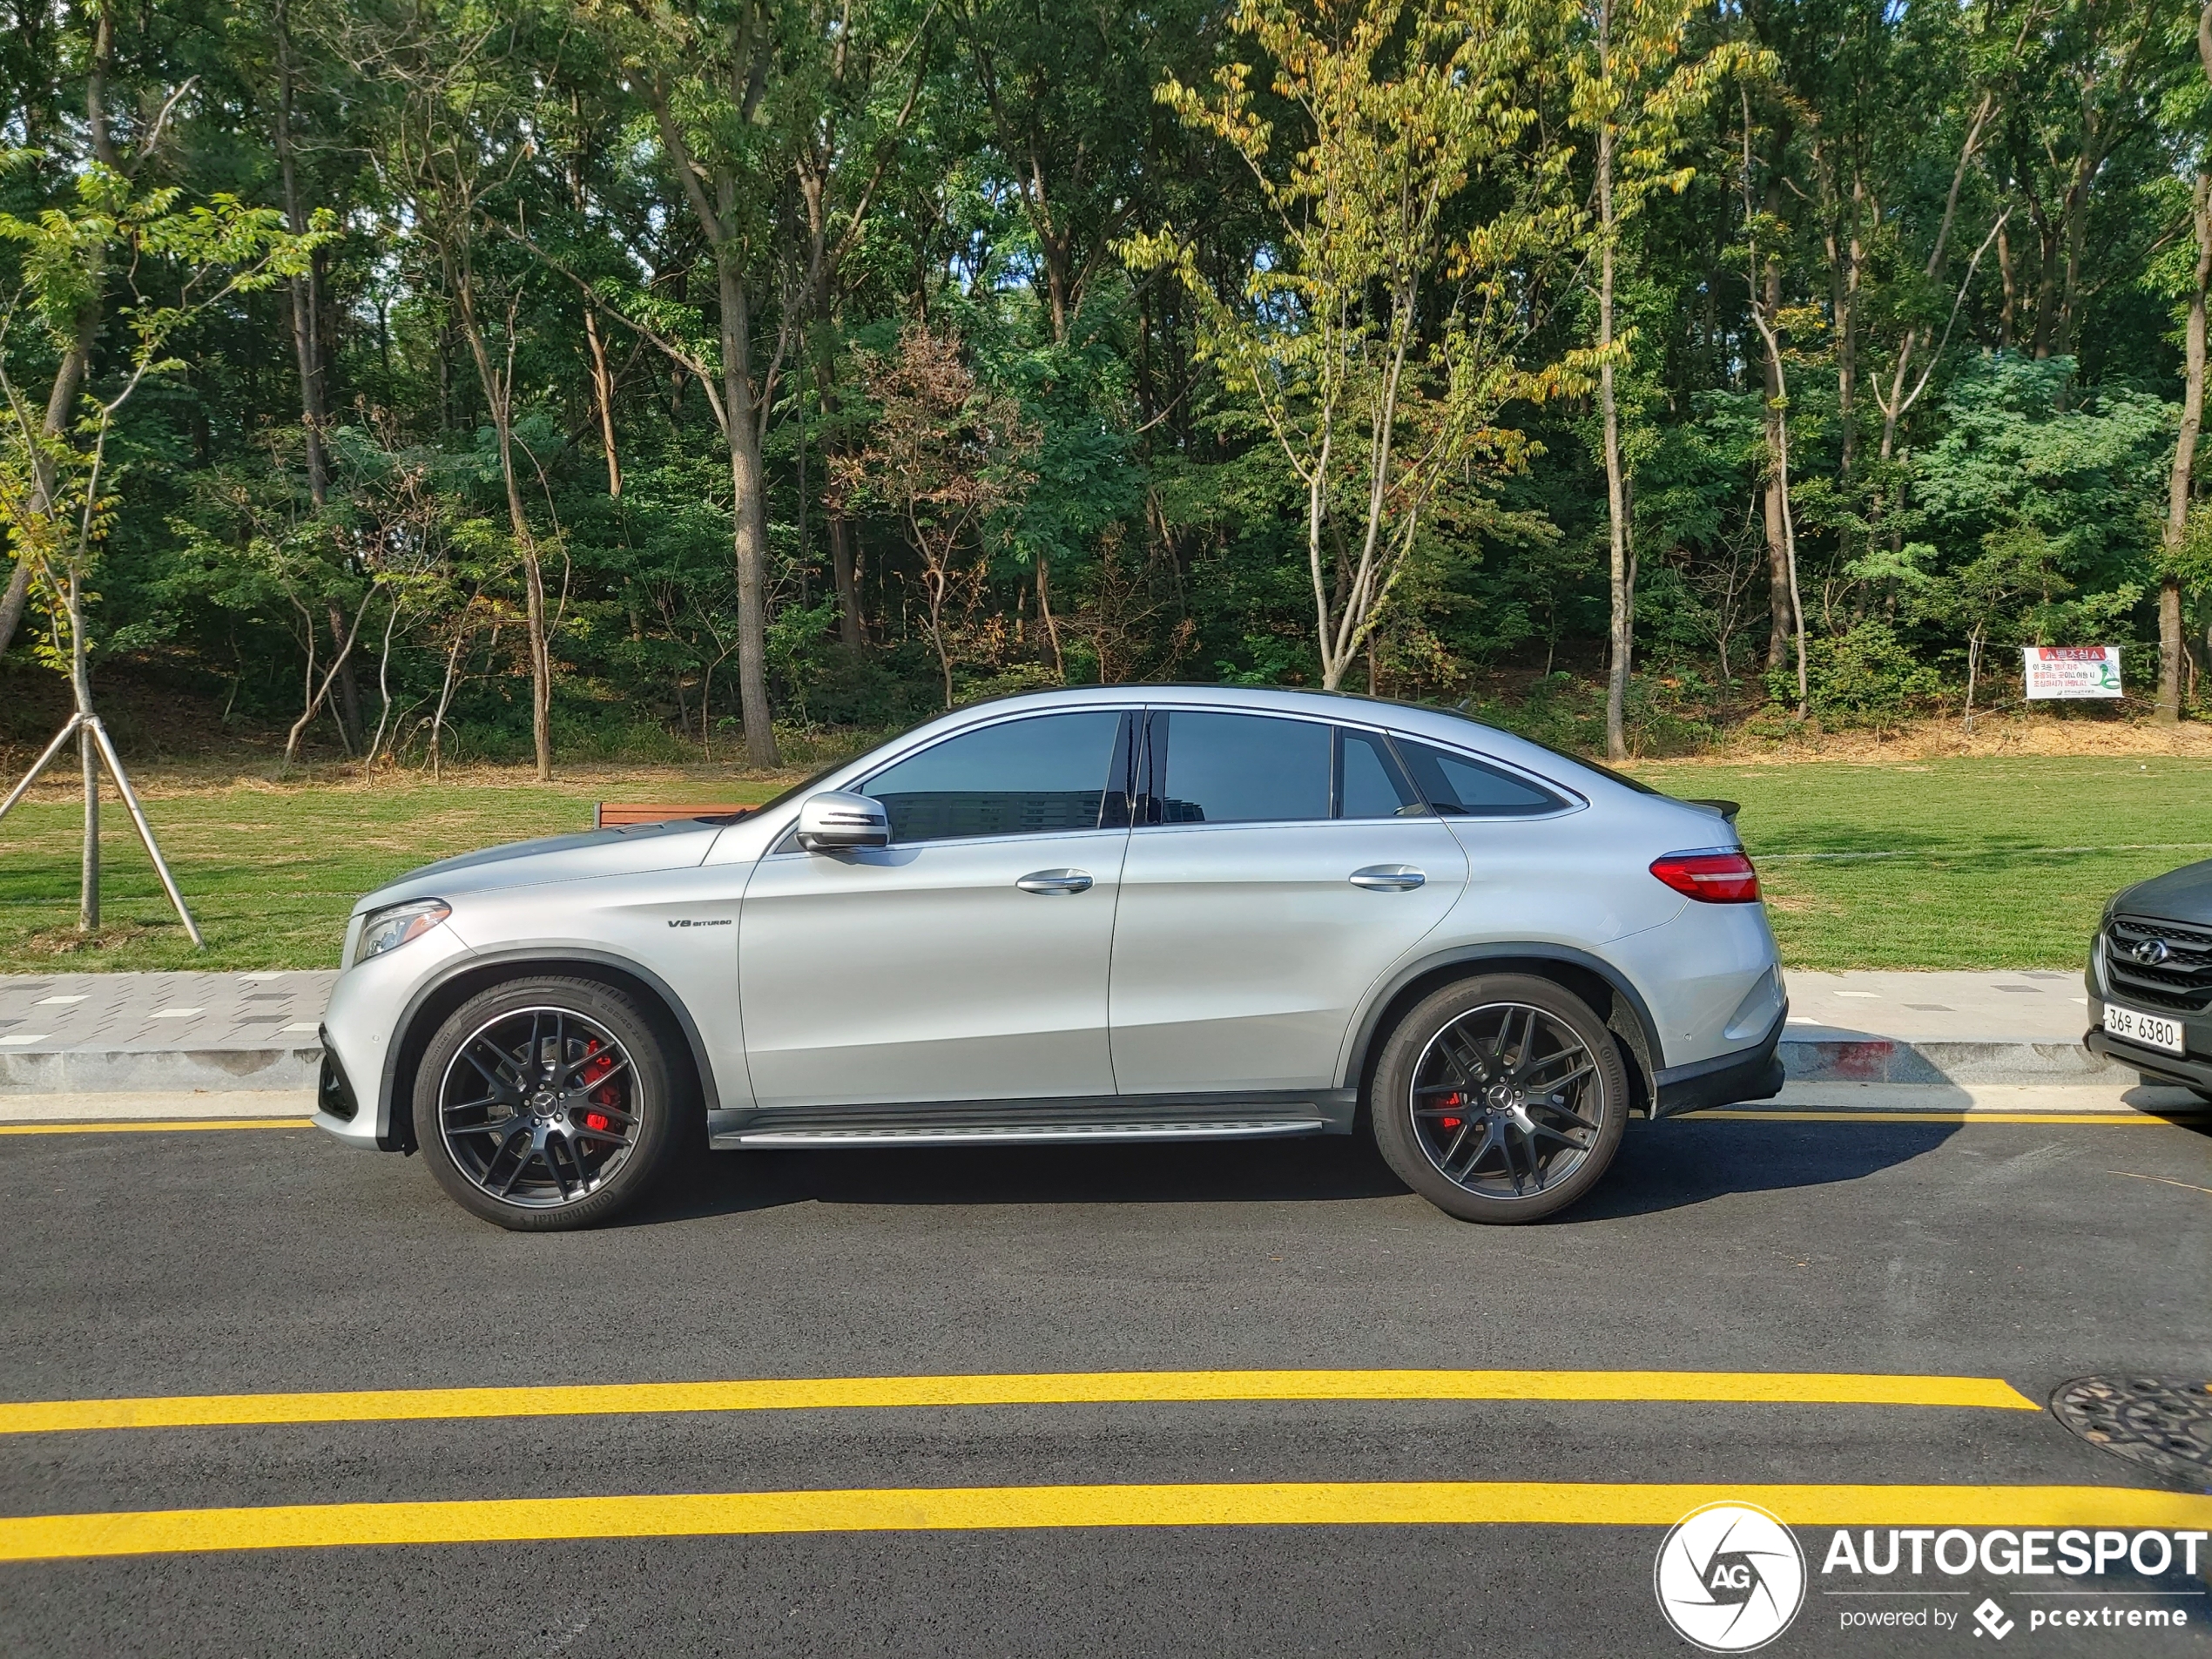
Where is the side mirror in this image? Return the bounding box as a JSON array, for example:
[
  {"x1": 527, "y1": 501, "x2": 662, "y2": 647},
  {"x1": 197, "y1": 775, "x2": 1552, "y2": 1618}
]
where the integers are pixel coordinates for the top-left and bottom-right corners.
[{"x1": 796, "y1": 791, "x2": 890, "y2": 853}]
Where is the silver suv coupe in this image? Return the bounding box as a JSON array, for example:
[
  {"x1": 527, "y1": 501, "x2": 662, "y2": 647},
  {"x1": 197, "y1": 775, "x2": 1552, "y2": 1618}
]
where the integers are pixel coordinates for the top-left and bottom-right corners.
[{"x1": 314, "y1": 686, "x2": 1787, "y2": 1230}]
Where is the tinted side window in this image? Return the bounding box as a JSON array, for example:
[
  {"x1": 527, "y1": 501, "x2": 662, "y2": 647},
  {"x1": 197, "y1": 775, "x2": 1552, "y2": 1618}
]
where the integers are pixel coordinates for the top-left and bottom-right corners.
[
  {"x1": 1152, "y1": 711, "x2": 1330, "y2": 825},
  {"x1": 864, "y1": 711, "x2": 1125, "y2": 843},
  {"x1": 1393, "y1": 738, "x2": 1564, "y2": 817},
  {"x1": 1338, "y1": 728, "x2": 1418, "y2": 818}
]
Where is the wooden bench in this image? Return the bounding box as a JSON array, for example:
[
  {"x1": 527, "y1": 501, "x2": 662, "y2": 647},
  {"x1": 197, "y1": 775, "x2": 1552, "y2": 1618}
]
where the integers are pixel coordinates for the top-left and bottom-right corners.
[{"x1": 594, "y1": 802, "x2": 759, "y2": 829}]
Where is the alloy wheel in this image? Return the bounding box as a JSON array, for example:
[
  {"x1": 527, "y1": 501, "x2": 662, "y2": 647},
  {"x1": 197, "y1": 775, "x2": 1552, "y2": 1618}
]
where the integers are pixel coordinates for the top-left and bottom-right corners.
[
  {"x1": 1408, "y1": 1001, "x2": 1605, "y2": 1200},
  {"x1": 436, "y1": 1006, "x2": 643, "y2": 1208}
]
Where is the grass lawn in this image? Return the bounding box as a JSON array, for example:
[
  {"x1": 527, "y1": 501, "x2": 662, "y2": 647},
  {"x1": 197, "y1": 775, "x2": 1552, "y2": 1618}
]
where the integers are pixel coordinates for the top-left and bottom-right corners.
[
  {"x1": 0, "y1": 754, "x2": 2206, "y2": 974},
  {"x1": 1633, "y1": 754, "x2": 2212, "y2": 969},
  {"x1": 0, "y1": 773, "x2": 787, "y2": 973}
]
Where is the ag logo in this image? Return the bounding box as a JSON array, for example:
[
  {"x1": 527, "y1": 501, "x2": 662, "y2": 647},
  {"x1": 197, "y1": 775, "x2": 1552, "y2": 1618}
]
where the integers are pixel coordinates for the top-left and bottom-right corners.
[{"x1": 1654, "y1": 1501, "x2": 1806, "y2": 1652}]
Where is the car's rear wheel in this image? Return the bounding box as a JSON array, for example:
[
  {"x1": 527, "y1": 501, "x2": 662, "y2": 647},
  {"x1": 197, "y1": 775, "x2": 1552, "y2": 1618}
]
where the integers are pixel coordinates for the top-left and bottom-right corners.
[
  {"x1": 414, "y1": 976, "x2": 687, "y2": 1231},
  {"x1": 1370, "y1": 974, "x2": 1629, "y2": 1223}
]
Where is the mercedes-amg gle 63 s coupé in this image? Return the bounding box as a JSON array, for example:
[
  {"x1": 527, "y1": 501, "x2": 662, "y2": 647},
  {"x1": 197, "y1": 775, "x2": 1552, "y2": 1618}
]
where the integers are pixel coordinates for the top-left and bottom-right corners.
[{"x1": 314, "y1": 687, "x2": 1788, "y2": 1230}]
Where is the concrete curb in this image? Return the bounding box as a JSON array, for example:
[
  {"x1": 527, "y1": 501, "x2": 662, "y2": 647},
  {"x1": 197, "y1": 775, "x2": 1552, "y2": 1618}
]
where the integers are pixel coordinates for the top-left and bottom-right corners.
[
  {"x1": 0, "y1": 1046, "x2": 322, "y2": 1095},
  {"x1": 1777, "y1": 1035, "x2": 2128, "y2": 1085}
]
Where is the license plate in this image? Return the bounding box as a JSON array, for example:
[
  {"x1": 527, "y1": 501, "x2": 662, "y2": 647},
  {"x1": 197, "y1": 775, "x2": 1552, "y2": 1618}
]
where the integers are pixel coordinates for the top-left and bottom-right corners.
[{"x1": 2103, "y1": 1003, "x2": 2185, "y2": 1055}]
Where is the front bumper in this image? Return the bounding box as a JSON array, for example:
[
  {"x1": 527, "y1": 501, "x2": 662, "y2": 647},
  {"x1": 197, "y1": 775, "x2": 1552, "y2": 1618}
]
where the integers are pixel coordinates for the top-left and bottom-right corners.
[
  {"x1": 2083, "y1": 939, "x2": 2211, "y2": 1094},
  {"x1": 1651, "y1": 1004, "x2": 1788, "y2": 1117},
  {"x1": 2084, "y1": 1028, "x2": 2212, "y2": 1094},
  {"x1": 314, "y1": 921, "x2": 475, "y2": 1150}
]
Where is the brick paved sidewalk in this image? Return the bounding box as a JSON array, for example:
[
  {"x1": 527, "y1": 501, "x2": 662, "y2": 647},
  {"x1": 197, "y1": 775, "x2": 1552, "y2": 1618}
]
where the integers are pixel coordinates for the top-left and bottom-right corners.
[{"x1": 0, "y1": 970, "x2": 335, "y2": 1092}]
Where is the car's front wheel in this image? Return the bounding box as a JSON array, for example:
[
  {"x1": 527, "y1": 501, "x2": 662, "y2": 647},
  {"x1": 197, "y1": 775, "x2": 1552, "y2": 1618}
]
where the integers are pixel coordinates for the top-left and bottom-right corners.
[
  {"x1": 1370, "y1": 974, "x2": 1629, "y2": 1223},
  {"x1": 414, "y1": 976, "x2": 689, "y2": 1231}
]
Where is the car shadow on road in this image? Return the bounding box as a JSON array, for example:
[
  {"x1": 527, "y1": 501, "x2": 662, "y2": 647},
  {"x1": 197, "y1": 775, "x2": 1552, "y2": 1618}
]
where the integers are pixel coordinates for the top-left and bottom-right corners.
[
  {"x1": 637, "y1": 1134, "x2": 1412, "y2": 1222},
  {"x1": 631, "y1": 1116, "x2": 1959, "y2": 1225},
  {"x1": 1567, "y1": 1117, "x2": 1960, "y2": 1220}
]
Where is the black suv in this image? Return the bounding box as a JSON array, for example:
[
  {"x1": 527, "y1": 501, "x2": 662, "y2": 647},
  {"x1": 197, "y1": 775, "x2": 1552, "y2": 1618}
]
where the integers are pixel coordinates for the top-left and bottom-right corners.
[{"x1": 2086, "y1": 858, "x2": 2212, "y2": 1102}]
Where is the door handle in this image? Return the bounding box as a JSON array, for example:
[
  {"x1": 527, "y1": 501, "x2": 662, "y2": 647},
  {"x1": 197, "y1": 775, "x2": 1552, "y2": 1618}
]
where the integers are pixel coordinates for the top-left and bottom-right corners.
[
  {"x1": 1349, "y1": 864, "x2": 1425, "y2": 891},
  {"x1": 1016, "y1": 868, "x2": 1094, "y2": 894}
]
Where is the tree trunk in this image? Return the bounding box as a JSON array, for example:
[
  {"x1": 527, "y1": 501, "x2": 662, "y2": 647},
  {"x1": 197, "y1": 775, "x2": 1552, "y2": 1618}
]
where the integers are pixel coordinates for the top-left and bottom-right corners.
[
  {"x1": 2160, "y1": 23, "x2": 2212, "y2": 723},
  {"x1": 712, "y1": 239, "x2": 779, "y2": 767},
  {"x1": 813, "y1": 360, "x2": 865, "y2": 650},
  {"x1": 1760, "y1": 252, "x2": 1792, "y2": 671},
  {"x1": 327, "y1": 602, "x2": 361, "y2": 753},
  {"x1": 274, "y1": 0, "x2": 329, "y2": 509},
  {"x1": 645, "y1": 93, "x2": 779, "y2": 766},
  {"x1": 1036, "y1": 554, "x2": 1066, "y2": 680},
  {"x1": 564, "y1": 119, "x2": 623, "y2": 499},
  {"x1": 582, "y1": 302, "x2": 623, "y2": 499},
  {"x1": 453, "y1": 281, "x2": 553, "y2": 780},
  {"x1": 1596, "y1": 24, "x2": 1634, "y2": 765},
  {"x1": 1996, "y1": 217, "x2": 2017, "y2": 351},
  {"x1": 67, "y1": 574, "x2": 97, "y2": 932}
]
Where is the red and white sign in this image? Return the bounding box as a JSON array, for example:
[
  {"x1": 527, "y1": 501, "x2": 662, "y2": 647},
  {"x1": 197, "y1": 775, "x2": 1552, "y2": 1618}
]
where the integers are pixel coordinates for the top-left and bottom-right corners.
[{"x1": 2022, "y1": 645, "x2": 2122, "y2": 699}]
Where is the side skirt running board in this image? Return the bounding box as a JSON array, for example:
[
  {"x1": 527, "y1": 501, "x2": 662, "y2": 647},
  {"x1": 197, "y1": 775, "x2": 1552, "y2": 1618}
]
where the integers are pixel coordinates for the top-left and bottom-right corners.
[
  {"x1": 706, "y1": 1089, "x2": 1356, "y2": 1150},
  {"x1": 725, "y1": 1118, "x2": 1326, "y2": 1149}
]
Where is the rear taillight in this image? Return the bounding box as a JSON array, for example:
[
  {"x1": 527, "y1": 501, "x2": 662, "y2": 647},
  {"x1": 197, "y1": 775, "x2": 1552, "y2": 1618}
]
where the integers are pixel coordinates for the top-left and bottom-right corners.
[{"x1": 1649, "y1": 849, "x2": 1761, "y2": 903}]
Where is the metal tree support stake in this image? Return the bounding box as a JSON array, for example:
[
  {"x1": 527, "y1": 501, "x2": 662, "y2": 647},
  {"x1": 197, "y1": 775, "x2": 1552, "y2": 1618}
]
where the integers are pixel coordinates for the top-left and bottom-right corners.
[{"x1": 0, "y1": 711, "x2": 206, "y2": 948}]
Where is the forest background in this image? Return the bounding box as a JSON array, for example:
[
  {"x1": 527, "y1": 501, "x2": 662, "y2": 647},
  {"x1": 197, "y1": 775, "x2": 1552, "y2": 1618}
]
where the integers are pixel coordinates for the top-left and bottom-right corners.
[{"x1": 4, "y1": 0, "x2": 2212, "y2": 782}]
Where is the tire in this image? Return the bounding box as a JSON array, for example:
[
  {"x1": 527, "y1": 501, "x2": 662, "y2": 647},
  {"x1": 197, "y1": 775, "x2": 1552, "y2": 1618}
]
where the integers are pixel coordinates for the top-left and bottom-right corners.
[
  {"x1": 1369, "y1": 974, "x2": 1629, "y2": 1224},
  {"x1": 413, "y1": 975, "x2": 691, "y2": 1231}
]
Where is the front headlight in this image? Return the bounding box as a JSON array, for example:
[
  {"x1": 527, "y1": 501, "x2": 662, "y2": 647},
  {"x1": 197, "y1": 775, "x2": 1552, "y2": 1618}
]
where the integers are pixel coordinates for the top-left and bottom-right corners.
[{"x1": 352, "y1": 899, "x2": 451, "y2": 967}]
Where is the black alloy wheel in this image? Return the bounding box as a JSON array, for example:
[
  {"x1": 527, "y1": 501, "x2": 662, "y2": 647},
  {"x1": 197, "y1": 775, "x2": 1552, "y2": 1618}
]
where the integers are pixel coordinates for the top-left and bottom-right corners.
[
  {"x1": 1370, "y1": 973, "x2": 1629, "y2": 1223},
  {"x1": 414, "y1": 976, "x2": 688, "y2": 1231}
]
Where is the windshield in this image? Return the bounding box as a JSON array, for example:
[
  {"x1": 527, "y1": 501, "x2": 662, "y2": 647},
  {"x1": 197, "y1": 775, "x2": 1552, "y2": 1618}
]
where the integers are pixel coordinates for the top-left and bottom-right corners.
[{"x1": 747, "y1": 757, "x2": 855, "y2": 817}]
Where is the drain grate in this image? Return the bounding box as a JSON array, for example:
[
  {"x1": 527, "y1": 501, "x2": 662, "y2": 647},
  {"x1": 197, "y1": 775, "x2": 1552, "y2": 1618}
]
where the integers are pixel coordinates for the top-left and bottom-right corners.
[{"x1": 2051, "y1": 1377, "x2": 2212, "y2": 1487}]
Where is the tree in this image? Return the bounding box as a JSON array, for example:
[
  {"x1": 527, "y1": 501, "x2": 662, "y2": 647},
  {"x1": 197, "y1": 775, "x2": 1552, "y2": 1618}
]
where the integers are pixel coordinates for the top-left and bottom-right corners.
[
  {"x1": 1133, "y1": 0, "x2": 1572, "y2": 691},
  {"x1": 610, "y1": 0, "x2": 797, "y2": 767},
  {"x1": 2156, "y1": 2, "x2": 2211, "y2": 723},
  {"x1": 832, "y1": 324, "x2": 1037, "y2": 705},
  {"x1": 0, "y1": 165, "x2": 314, "y2": 931},
  {"x1": 1568, "y1": 0, "x2": 1741, "y2": 759}
]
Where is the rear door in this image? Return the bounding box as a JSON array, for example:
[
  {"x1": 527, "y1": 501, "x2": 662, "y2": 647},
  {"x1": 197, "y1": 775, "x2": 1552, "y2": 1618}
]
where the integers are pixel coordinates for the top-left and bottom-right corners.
[
  {"x1": 1108, "y1": 711, "x2": 1469, "y2": 1094},
  {"x1": 738, "y1": 709, "x2": 1135, "y2": 1109}
]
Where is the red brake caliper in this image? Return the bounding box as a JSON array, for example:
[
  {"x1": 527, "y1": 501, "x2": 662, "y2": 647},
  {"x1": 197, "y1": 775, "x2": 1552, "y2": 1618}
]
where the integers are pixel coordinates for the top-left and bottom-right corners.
[
  {"x1": 1438, "y1": 1091, "x2": 1464, "y2": 1131},
  {"x1": 578, "y1": 1039, "x2": 617, "y2": 1132}
]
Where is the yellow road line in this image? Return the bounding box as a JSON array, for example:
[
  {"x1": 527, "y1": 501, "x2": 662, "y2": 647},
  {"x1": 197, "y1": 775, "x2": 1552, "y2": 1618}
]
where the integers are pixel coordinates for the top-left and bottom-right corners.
[
  {"x1": 0, "y1": 1119, "x2": 313, "y2": 1136},
  {"x1": 1690, "y1": 1110, "x2": 2204, "y2": 1124},
  {"x1": 0, "y1": 1368, "x2": 2039, "y2": 1435},
  {"x1": 4, "y1": 1481, "x2": 2206, "y2": 1561}
]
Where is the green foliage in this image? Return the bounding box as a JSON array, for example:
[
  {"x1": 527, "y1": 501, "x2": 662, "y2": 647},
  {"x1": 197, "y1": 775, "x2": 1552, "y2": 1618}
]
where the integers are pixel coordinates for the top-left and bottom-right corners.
[
  {"x1": 1764, "y1": 619, "x2": 1941, "y2": 726},
  {"x1": 2, "y1": 0, "x2": 2208, "y2": 772}
]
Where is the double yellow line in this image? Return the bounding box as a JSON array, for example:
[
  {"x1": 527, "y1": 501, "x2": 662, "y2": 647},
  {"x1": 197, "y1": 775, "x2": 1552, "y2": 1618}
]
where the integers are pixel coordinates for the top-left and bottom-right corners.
[{"x1": 13, "y1": 1366, "x2": 2193, "y2": 1564}]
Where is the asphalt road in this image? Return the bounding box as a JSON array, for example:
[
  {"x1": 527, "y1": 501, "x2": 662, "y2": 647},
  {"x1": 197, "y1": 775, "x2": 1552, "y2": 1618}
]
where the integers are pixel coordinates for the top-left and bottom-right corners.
[{"x1": 2, "y1": 1106, "x2": 2209, "y2": 1657}]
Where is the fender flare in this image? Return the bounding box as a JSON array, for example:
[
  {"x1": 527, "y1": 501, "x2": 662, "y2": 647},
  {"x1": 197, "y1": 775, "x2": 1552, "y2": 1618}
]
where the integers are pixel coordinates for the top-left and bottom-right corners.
[
  {"x1": 1339, "y1": 942, "x2": 1666, "y2": 1096},
  {"x1": 374, "y1": 945, "x2": 724, "y2": 1148}
]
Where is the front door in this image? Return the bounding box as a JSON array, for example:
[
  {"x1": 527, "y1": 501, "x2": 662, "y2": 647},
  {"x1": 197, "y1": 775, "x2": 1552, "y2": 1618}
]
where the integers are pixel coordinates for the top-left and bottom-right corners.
[
  {"x1": 738, "y1": 709, "x2": 1133, "y2": 1109},
  {"x1": 1109, "y1": 711, "x2": 1469, "y2": 1094}
]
